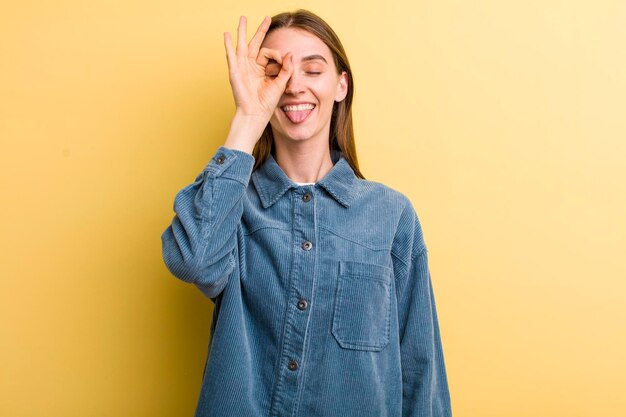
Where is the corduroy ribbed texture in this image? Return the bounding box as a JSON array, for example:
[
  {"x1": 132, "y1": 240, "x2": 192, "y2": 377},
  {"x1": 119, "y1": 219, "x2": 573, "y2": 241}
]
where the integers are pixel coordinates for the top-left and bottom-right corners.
[{"x1": 161, "y1": 146, "x2": 452, "y2": 417}]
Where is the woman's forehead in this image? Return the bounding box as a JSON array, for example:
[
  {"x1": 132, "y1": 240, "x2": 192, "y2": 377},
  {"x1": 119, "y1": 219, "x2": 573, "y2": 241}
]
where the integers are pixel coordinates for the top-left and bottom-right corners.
[{"x1": 262, "y1": 28, "x2": 332, "y2": 60}]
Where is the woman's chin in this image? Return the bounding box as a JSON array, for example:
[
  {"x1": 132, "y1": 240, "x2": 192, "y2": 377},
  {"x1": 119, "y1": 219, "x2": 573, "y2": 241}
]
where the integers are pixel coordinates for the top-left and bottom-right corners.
[
  {"x1": 284, "y1": 132, "x2": 316, "y2": 142},
  {"x1": 271, "y1": 125, "x2": 317, "y2": 143}
]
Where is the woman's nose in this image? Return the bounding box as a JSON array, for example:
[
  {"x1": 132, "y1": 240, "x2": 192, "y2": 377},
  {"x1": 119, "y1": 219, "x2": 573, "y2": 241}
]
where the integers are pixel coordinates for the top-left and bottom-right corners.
[{"x1": 285, "y1": 72, "x2": 305, "y2": 95}]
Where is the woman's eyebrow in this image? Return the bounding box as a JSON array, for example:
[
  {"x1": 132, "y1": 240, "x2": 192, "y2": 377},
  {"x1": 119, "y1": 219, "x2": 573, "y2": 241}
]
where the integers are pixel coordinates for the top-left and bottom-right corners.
[{"x1": 301, "y1": 54, "x2": 328, "y2": 64}]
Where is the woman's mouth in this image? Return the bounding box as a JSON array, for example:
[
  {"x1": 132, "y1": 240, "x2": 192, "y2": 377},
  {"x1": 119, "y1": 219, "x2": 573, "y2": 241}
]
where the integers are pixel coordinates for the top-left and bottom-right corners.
[{"x1": 281, "y1": 103, "x2": 316, "y2": 124}]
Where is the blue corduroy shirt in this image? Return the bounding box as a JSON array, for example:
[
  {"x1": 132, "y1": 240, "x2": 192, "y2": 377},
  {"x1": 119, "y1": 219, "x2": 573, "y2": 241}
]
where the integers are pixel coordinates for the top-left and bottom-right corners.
[{"x1": 161, "y1": 145, "x2": 452, "y2": 417}]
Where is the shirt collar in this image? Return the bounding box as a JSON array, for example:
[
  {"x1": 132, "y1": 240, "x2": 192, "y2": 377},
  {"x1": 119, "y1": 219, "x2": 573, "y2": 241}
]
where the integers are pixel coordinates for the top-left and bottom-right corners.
[{"x1": 251, "y1": 149, "x2": 357, "y2": 209}]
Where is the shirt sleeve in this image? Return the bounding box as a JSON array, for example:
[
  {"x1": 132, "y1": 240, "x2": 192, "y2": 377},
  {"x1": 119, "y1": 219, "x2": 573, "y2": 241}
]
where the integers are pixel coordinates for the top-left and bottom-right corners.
[
  {"x1": 393, "y1": 201, "x2": 452, "y2": 417},
  {"x1": 161, "y1": 146, "x2": 254, "y2": 299}
]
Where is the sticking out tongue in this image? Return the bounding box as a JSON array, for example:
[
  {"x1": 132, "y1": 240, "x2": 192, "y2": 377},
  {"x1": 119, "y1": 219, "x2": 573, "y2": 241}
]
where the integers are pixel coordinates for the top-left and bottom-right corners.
[{"x1": 284, "y1": 108, "x2": 314, "y2": 124}]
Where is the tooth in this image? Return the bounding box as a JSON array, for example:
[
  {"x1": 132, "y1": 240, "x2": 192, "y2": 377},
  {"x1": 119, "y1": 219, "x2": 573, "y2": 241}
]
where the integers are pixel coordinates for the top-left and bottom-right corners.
[{"x1": 283, "y1": 104, "x2": 314, "y2": 111}]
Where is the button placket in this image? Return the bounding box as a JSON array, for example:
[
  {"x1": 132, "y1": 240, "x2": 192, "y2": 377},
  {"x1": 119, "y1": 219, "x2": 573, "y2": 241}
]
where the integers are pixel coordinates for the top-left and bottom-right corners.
[{"x1": 269, "y1": 186, "x2": 317, "y2": 417}]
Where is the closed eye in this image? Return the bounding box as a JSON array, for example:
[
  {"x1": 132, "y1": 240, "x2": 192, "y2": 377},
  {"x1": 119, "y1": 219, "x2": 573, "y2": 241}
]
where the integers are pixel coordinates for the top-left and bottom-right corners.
[{"x1": 265, "y1": 62, "x2": 281, "y2": 78}]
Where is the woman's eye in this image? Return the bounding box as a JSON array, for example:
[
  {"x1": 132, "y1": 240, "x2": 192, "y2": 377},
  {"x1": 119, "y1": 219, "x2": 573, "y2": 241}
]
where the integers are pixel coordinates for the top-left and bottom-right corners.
[
  {"x1": 265, "y1": 63, "x2": 281, "y2": 78},
  {"x1": 306, "y1": 72, "x2": 321, "y2": 75}
]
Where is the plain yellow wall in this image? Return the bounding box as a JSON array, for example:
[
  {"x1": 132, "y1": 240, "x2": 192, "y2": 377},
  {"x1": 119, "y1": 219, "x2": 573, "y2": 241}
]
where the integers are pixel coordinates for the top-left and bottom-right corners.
[{"x1": 2, "y1": 0, "x2": 625, "y2": 416}]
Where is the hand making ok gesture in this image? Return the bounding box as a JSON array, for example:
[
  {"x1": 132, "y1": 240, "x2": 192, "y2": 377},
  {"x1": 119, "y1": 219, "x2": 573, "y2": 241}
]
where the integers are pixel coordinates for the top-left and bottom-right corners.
[{"x1": 224, "y1": 16, "x2": 293, "y2": 123}]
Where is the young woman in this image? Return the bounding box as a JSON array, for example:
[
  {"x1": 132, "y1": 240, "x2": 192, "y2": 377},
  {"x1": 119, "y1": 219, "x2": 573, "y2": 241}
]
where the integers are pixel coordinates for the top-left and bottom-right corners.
[{"x1": 162, "y1": 9, "x2": 452, "y2": 417}]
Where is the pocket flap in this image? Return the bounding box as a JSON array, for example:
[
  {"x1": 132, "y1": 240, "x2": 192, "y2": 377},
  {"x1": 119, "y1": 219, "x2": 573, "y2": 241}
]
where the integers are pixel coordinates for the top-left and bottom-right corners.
[{"x1": 339, "y1": 260, "x2": 392, "y2": 281}]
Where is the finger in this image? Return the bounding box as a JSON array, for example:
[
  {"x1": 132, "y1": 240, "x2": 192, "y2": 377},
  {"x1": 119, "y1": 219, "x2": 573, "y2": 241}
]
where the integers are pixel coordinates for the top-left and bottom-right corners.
[
  {"x1": 224, "y1": 32, "x2": 237, "y2": 73},
  {"x1": 274, "y1": 52, "x2": 294, "y2": 85},
  {"x1": 248, "y1": 16, "x2": 271, "y2": 59},
  {"x1": 237, "y1": 16, "x2": 248, "y2": 57},
  {"x1": 256, "y1": 47, "x2": 282, "y2": 68}
]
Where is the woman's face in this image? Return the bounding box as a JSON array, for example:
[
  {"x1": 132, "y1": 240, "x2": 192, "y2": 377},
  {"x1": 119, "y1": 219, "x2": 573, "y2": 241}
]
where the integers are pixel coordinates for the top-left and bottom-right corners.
[{"x1": 262, "y1": 27, "x2": 348, "y2": 146}]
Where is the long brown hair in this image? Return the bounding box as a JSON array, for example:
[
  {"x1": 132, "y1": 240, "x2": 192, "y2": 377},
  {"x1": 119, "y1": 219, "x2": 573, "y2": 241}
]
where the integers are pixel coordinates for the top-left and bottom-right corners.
[{"x1": 252, "y1": 9, "x2": 365, "y2": 179}]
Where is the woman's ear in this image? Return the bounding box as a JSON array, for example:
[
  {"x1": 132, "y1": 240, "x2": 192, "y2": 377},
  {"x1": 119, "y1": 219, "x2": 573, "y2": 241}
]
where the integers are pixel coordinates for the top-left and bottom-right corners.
[{"x1": 334, "y1": 71, "x2": 348, "y2": 102}]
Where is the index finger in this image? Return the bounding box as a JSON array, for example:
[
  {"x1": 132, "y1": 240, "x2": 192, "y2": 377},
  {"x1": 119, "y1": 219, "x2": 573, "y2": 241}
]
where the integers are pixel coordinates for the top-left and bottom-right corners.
[{"x1": 247, "y1": 16, "x2": 272, "y2": 59}]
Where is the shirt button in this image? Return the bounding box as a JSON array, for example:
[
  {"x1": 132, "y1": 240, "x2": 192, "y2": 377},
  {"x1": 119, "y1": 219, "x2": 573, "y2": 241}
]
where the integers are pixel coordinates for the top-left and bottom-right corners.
[
  {"x1": 216, "y1": 155, "x2": 225, "y2": 164},
  {"x1": 288, "y1": 360, "x2": 298, "y2": 371},
  {"x1": 302, "y1": 241, "x2": 313, "y2": 251},
  {"x1": 302, "y1": 192, "x2": 312, "y2": 202},
  {"x1": 297, "y1": 299, "x2": 308, "y2": 310}
]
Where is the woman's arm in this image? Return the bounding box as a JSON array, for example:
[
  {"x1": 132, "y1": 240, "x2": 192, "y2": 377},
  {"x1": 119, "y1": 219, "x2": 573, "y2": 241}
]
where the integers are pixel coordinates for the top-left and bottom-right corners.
[
  {"x1": 393, "y1": 202, "x2": 452, "y2": 417},
  {"x1": 161, "y1": 16, "x2": 294, "y2": 298},
  {"x1": 161, "y1": 146, "x2": 253, "y2": 298}
]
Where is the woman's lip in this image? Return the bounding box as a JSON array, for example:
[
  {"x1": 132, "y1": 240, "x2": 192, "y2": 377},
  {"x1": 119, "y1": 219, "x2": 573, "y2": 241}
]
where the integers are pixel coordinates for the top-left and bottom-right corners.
[{"x1": 281, "y1": 102, "x2": 316, "y2": 106}]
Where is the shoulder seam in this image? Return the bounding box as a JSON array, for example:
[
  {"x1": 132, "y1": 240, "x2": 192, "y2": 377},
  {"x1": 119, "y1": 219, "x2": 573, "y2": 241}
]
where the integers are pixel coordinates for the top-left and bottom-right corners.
[{"x1": 390, "y1": 196, "x2": 414, "y2": 268}]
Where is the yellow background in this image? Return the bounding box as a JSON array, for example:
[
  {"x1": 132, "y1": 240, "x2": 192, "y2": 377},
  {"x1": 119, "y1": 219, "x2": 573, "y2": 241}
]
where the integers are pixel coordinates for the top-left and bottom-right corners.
[{"x1": 2, "y1": 0, "x2": 625, "y2": 415}]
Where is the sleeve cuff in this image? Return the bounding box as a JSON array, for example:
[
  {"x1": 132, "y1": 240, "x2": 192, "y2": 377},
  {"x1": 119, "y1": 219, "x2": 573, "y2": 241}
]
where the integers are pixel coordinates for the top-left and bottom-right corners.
[{"x1": 203, "y1": 146, "x2": 255, "y2": 185}]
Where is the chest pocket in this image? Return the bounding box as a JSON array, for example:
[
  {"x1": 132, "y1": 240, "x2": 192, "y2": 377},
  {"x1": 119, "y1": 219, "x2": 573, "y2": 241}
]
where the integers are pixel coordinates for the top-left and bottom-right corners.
[{"x1": 331, "y1": 260, "x2": 393, "y2": 351}]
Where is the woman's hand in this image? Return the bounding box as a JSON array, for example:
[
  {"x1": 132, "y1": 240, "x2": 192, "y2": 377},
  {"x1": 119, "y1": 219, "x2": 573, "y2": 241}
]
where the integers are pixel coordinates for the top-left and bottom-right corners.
[
  {"x1": 222, "y1": 16, "x2": 293, "y2": 153},
  {"x1": 224, "y1": 16, "x2": 293, "y2": 122}
]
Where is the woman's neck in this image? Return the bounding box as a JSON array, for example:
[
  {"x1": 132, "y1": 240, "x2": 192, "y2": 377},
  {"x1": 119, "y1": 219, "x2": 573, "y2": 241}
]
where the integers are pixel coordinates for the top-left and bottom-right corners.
[{"x1": 273, "y1": 138, "x2": 334, "y2": 184}]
